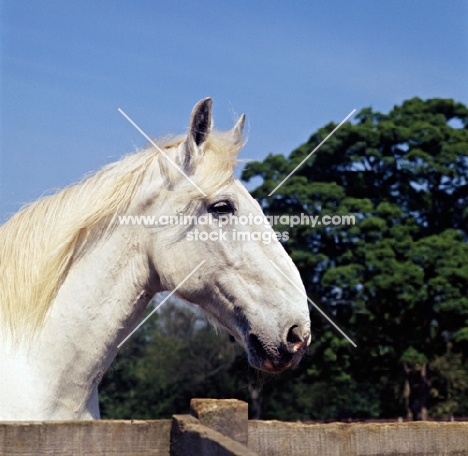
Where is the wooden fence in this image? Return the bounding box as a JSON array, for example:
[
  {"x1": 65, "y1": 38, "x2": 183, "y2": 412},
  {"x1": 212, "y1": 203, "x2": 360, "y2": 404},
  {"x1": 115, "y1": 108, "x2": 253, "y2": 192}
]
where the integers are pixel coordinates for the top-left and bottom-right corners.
[{"x1": 1, "y1": 399, "x2": 468, "y2": 455}]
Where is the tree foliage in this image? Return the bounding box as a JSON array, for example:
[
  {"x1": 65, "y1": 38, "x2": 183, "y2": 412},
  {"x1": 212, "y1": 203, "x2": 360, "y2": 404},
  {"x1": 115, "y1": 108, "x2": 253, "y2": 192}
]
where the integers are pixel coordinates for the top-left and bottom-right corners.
[{"x1": 242, "y1": 97, "x2": 468, "y2": 418}]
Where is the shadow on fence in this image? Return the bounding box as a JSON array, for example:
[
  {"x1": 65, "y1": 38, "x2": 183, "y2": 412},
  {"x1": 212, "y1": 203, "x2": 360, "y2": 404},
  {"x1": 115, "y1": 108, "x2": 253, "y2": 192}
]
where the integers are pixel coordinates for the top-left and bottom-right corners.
[{"x1": 1, "y1": 398, "x2": 468, "y2": 455}]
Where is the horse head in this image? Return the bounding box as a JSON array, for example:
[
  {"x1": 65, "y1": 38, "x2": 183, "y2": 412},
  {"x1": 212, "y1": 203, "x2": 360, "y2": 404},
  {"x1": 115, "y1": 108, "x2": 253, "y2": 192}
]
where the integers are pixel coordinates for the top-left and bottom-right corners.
[{"x1": 141, "y1": 98, "x2": 311, "y2": 373}]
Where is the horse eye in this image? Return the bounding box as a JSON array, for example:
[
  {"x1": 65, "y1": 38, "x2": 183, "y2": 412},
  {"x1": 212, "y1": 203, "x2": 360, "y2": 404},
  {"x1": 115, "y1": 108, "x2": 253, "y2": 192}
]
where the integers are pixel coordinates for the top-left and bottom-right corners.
[{"x1": 209, "y1": 200, "x2": 234, "y2": 215}]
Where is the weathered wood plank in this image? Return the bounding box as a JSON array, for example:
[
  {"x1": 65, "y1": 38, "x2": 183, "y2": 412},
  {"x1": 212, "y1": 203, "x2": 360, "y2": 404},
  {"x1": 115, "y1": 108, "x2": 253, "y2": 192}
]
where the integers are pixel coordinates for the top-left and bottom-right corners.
[
  {"x1": 0, "y1": 420, "x2": 171, "y2": 456},
  {"x1": 248, "y1": 420, "x2": 468, "y2": 456}
]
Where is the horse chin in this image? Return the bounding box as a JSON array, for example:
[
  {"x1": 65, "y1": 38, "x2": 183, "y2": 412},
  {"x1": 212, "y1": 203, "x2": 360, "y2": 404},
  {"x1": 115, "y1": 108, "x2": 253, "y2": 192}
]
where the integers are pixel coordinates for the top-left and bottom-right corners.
[
  {"x1": 247, "y1": 347, "x2": 306, "y2": 374},
  {"x1": 259, "y1": 359, "x2": 294, "y2": 374}
]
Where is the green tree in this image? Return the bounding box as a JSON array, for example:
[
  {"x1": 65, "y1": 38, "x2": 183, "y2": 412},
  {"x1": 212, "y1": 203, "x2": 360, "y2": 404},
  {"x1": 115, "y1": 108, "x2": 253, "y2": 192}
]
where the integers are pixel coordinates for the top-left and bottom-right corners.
[
  {"x1": 242, "y1": 98, "x2": 468, "y2": 419},
  {"x1": 429, "y1": 343, "x2": 468, "y2": 417}
]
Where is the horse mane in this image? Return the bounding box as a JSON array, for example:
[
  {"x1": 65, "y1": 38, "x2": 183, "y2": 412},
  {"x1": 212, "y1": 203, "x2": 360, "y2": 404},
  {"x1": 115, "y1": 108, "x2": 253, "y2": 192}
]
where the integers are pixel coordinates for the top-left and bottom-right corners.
[{"x1": 0, "y1": 130, "x2": 241, "y2": 340}]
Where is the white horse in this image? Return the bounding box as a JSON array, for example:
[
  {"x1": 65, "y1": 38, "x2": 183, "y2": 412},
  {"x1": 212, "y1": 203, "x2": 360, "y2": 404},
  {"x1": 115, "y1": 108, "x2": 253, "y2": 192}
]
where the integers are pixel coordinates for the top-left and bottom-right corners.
[{"x1": 0, "y1": 99, "x2": 311, "y2": 420}]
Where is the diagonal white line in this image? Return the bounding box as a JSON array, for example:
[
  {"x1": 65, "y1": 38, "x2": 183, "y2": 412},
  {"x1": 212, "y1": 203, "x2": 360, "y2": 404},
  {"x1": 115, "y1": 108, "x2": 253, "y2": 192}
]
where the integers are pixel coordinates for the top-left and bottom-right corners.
[
  {"x1": 269, "y1": 260, "x2": 357, "y2": 347},
  {"x1": 117, "y1": 260, "x2": 206, "y2": 348},
  {"x1": 118, "y1": 108, "x2": 207, "y2": 197},
  {"x1": 268, "y1": 109, "x2": 356, "y2": 196}
]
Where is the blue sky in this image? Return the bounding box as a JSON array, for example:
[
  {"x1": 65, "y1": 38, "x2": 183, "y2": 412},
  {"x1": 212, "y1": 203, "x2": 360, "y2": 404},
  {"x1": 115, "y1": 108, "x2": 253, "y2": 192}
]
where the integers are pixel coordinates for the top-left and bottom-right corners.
[{"x1": 1, "y1": 0, "x2": 467, "y2": 222}]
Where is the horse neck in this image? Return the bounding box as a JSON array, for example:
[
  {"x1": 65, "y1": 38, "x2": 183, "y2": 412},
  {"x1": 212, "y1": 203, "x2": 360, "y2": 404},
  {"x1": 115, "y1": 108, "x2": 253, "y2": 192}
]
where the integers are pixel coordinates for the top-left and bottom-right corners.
[{"x1": 2, "y1": 224, "x2": 159, "y2": 419}]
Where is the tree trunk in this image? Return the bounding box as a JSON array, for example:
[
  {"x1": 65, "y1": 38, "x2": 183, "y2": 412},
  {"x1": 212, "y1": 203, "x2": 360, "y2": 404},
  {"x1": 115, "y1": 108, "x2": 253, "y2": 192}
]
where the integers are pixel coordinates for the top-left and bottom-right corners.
[
  {"x1": 403, "y1": 362, "x2": 430, "y2": 420},
  {"x1": 248, "y1": 385, "x2": 263, "y2": 420}
]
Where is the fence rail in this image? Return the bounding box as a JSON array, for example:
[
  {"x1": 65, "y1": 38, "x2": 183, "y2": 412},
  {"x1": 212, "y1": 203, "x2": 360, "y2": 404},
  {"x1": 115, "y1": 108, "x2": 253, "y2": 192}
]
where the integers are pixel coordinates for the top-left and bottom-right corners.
[{"x1": 1, "y1": 399, "x2": 468, "y2": 455}]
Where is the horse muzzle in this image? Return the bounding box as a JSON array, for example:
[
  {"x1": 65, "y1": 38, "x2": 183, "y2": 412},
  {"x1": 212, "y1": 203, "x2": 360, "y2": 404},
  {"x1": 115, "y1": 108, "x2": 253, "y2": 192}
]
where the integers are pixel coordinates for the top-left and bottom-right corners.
[{"x1": 247, "y1": 326, "x2": 311, "y2": 373}]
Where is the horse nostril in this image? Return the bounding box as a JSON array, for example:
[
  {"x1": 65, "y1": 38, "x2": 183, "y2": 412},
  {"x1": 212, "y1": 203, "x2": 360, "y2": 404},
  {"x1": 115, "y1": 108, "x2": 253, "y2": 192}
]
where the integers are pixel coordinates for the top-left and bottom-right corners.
[
  {"x1": 286, "y1": 325, "x2": 303, "y2": 345},
  {"x1": 286, "y1": 325, "x2": 310, "y2": 353}
]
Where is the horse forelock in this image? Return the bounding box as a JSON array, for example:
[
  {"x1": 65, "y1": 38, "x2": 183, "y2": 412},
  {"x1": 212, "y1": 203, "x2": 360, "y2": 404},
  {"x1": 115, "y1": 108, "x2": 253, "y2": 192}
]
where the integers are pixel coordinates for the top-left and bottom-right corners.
[{"x1": 157, "y1": 130, "x2": 242, "y2": 198}]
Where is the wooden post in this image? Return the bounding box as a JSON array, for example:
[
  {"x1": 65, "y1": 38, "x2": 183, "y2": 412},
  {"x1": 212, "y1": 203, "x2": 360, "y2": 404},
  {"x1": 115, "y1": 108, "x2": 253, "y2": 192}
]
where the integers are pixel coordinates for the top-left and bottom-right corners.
[
  {"x1": 170, "y1": 415, "x2": 256, "y2": 456},
  {"x1": 190, "y1": 398, "x2": 249, "y2": 447}
]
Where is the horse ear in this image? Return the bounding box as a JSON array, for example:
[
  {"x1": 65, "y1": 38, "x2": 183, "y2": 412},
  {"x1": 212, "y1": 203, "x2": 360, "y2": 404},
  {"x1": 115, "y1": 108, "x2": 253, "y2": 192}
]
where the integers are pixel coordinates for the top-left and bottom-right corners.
[
  {"x1": 230, "y1": 114, "x2": 245, "y2": 148},
  {"x1": 183, "y1": 98, "x2": 213, "y2": 170},
  {"x1": 190, "y1": 97, "x2": 213, "y2": 146}
]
